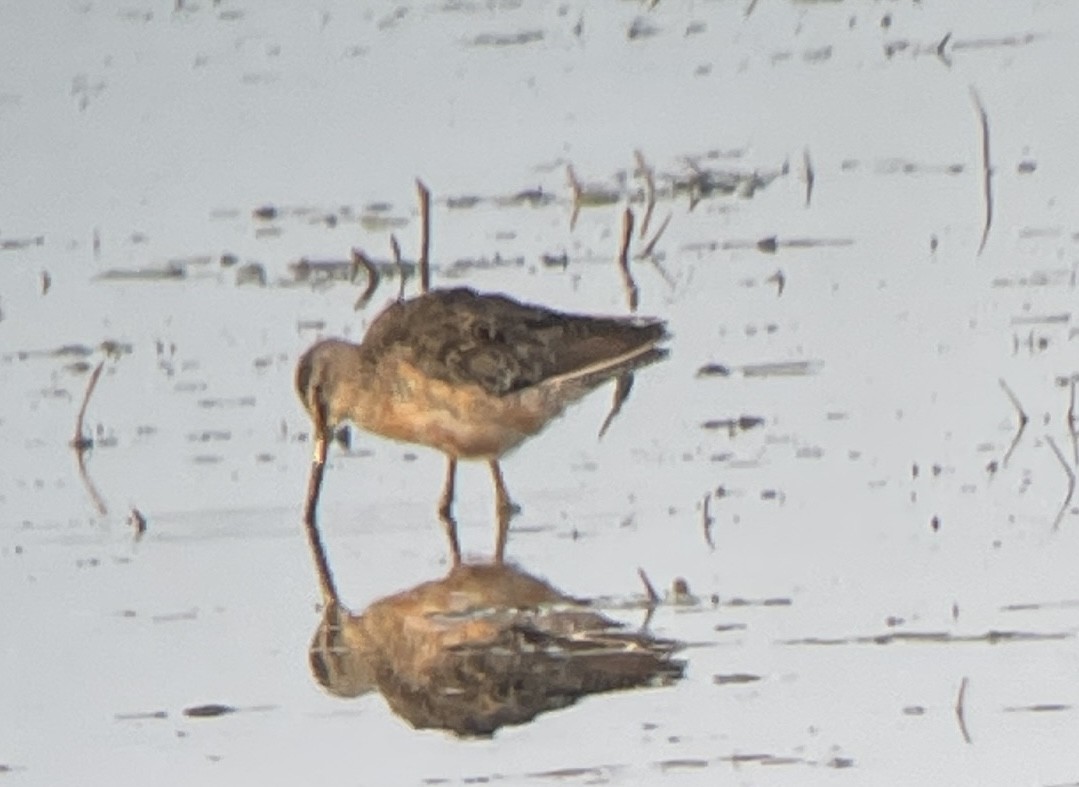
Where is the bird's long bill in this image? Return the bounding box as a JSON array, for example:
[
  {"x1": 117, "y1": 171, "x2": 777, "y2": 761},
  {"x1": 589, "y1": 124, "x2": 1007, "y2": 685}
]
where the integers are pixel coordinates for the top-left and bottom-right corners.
[{"x1": 303, "y1": 436, "x2": 340, "y2": 606}]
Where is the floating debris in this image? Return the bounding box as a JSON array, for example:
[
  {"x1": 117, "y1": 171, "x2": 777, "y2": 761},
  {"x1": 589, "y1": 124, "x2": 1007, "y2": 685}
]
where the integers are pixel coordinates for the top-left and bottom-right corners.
[
  {"x1": 469, "y1": 30, "x2": 544, "y2": 47},
  {"x1": 115, "y1": 710, "x2": 167, "y2": 721},
  {"x1": 446, "y1": 194, "x2": 482, "y2": 209},
  {"x1": 442, "y1": 254, "x2": 525, "y2": 279},
  {"x1": 713, "y1": 673, "x2": 762, "y2": 685},
  {"x1": 741, "y1": 361, "x2": 822, "y2": 378},
  {"x1": 784, "y1": 630, "x2": 1071, "y2": 646},
  {"x1": 696, "y1": 363, "x2": 731, "y2": 378},
  {"x1": 182, "y1": 703, "x2": 237, "y2": 718},
  {"x1": 185, "y1": 430, "x2": 231, "y2": 443},
  {"x1": 94, "y1": 262, "x2": 185, "y2": 281},
  {"x1": 128, "y1": 508, "x2": 147, "y2": 541},
  {"x1": 197, "y1": 396, "x2": 256, "y2": 409},
  {"x1": 0, "y1": 234, "x2": 44, "y2": 251},
  {"x1": 724, "y1": 597, "x2": 792, "y2": 608},
  {"x1": 700, "y1": 415, "x2": 765, "y2": 435},
  {"x1": 235, "y1": 262, "x2": 267, "y2": 287}
]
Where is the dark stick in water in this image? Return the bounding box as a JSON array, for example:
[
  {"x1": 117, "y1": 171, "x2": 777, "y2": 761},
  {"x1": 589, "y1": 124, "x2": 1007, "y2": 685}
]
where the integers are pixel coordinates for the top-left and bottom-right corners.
[
  {"x1": 416, "y1": 179, "x2": 431, "y2": 294},
  {"x1": 998, "y1": 378, "x2": 1027, "y2": 468},
  {"x1": 970, "y1": 87, "x2": 993, "y2": 256}
]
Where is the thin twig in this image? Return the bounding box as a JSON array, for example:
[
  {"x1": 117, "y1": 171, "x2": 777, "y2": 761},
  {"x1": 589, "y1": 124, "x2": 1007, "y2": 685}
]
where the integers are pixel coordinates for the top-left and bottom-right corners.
[
  {"x1": 1045, "y1": 435, "x2": 1075, "y2": 532},
  {"x1": 637, "y1": 567, "x2": 660, "y2": 607},
  {"x1": 71, "y1": 360, "x2": 105, "y2": 451},
  {"x1": 634, "y1": 150, "x2": 656, "y2": 240},
  {"x1": 970, "y1": 87, "x2": 993, "y2": 256},
  {"x1": 390, "y1": 234, "x2": 406, "y2": 302},
  {"x1": 803, "y1": 148, "x2": 815, "y2": 208},
  {"x1": 684, "y1": 158, "x2": 704, "y2": 211},
  {"x1": 350, "y1": 248, "x2": 380, "y2": 311},
  {"x1": 636, "y1": 212, "x2": 676, "y2": 290},
  {"x1": 129, "y1": 507, "x2": 147, "y2": 541},
  {"x1": 1068, "y1": 377, "x2": 1078, "y2": 467},
  {"x1": 955, "y1": 677, "x2": 972, "y2": 744},
  {"x1": 702, "y1": 492, "x2": 715, "y2": 551},
  {"x1": 637, "y1": 212, "x2": 671, "y2": 261},
  {"x1": 566, "y1": 164, "x2": 583, "y2": 231},
  {"x1": 416, "y1": 179, "x2": 431, "y2": 294},
  {"x1": 617, "y1": 207, "x2": 639, "y2": 312},
  {"x1": 75, "y1": 442, "x2": 108, "y2": 516},
  {"x1": 936, "y1": 32, "x2": 953, "y2": 67},
  {"x1": 998, "y1": 378, "x2": 1028, "y2": 468},
  {"x1": 767, "y1": 269, "x2": 786, "y2": 297},
  {"x1": 598, "y1": 372, "x2": 635, "y2": 439},
  {"x1": 71, "y1": 359, "x2": 108, "y2": 516}
]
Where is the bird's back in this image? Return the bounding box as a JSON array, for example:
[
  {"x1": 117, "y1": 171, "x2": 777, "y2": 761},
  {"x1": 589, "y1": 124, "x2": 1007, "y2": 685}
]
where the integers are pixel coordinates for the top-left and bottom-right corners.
[{"x1": 363, "y1": 287, "x2": 668, "y2": 397}]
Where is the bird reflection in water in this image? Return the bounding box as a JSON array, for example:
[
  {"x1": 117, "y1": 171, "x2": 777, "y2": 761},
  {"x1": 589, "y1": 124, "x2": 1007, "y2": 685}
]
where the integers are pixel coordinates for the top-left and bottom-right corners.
[{"x1": 303, "y1": 513, "x2": 685, "y2": 736}]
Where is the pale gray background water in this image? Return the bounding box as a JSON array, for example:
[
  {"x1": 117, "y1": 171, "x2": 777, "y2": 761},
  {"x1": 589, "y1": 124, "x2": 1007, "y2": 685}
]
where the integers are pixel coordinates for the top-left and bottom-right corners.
[{"x1": 2, "y1": 1, "x2": 1079, "y2": 784}]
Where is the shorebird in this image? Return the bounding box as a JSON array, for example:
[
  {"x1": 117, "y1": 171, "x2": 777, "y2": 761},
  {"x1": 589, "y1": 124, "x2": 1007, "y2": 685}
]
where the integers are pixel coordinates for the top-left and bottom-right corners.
[
  {"x1": 308, "y1": 562, "x2": 685, "y2": 736},
  {"x1": 296, "y1": 286, "x2": 668, "y2": 563},
  {"x1": 304, "y1": 497, "x2": 685, "y2": 736}
]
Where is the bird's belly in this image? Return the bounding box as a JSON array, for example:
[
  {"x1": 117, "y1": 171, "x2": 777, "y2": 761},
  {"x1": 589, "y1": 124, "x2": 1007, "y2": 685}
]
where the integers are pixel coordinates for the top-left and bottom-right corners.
[
  {"x1": 365, "y1": 369, "x2": 552, "y2": 459},
  {"x1": 373, "y1": 408, "x2": 528, "y2": 459}
]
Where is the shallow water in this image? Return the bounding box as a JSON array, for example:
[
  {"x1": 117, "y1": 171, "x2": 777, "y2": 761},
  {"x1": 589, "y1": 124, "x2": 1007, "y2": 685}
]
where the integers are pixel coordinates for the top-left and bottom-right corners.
[{"x1": 3, "y1": 0, "x2": 1079, "y2": 784}]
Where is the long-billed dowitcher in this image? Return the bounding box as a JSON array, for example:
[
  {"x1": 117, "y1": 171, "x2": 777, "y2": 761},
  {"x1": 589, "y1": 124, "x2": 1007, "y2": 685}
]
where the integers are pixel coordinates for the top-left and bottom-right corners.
[
  {"x1": 303, "y1": 493, "x2": 684, "y2": 736},
  {"x1": 296, "y1": 286, "x2": 668, "y2": 563},
  {"x1": 308, "y1": 562, "x2": 685, "y2": 736}
]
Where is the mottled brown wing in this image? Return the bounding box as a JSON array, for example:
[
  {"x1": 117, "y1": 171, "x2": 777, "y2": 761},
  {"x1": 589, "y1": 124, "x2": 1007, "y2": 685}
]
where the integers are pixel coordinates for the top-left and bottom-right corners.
[{"x1": 363, "y1": 287, "x2": 667, "y2": 396}]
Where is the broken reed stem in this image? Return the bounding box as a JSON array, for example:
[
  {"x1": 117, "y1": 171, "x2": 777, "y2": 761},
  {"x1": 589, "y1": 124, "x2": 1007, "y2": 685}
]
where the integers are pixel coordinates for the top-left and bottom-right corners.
[
  {"x1": 803, "y1": 148, "x2": 815, "y2": 208},
  {"x1": 998, "y1": 378, "x2": 1027, "y2": 468},
  {"x1": 702, "y1": 492, "x2": 715, "y2": 551},
  {"x1": 634, "y1": 150, "x2": 656, "y2": 240},
  {"x1": 566, "y1": 164, "x2": 583, "y2": 231},
  {"x1": 936, "y1": 32, "x2": 953, "y2": 67},
  {"x1": 634, "y1": 212, "x2": 676, "y2": 290},
  {"x1": 390, "y1": 234, "x2": 406, "y2": 302},
  {"x1": 75, "y1": 442, "x2": 108, "y2": 516},
  {"x1": 1068, "y1": 378, "x2": 1078, "y2": 467},
  {"x1": 129, "y1": 507, "x2": 147, "y2": 541},
  {"x1": 350, "y1": 248, "x2": 380, "y2": 311},
  {"x1": 598, "y1": 372, "x2": 635, "y2": 439},
  {"x1": 637, "y1": 212, "x2": 672, "y2": 261},
  {"x1": 767, "y1": 269, "x2": 786, "y2": 297},
  {"x1": 684, "y1": 158, "x2": 704, "y2": 211},
  {"x1": 969, "y1": 87, "x2": 993, "y2": 256},
  {"x1": 416, "y1": 179, "x2": 431, "y2": 294},
  {"x1": 954, "y1": 677, "x2": 972, "y2": 744},
  {"x1": 1045, "y1": 435, "x2": 1075, "y2": 532},
  {"x1": 71, "y1": 359, "x2": 108, "y2": 516},
  {"x1": 637, "y1": 567, "x2": 660, "y2": 607},
  {"x1": 617, "y1": 207, "x2": 639, "y2": 312},
  {"x1": 71, "y1": 360, "x2": 105, "y2": 451}
]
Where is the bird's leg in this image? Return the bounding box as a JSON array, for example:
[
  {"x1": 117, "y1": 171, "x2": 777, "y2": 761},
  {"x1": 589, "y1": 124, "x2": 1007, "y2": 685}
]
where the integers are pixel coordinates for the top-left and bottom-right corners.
[
  {"x1": 489, "y1": 460, "x2": 518, "y2": 563},
  {"x1": 438, "y1": 456, "x2": 462, "y2": 566},
  {"x1": 303, "y1": 426, "x2": 339, "y2": 607}
]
